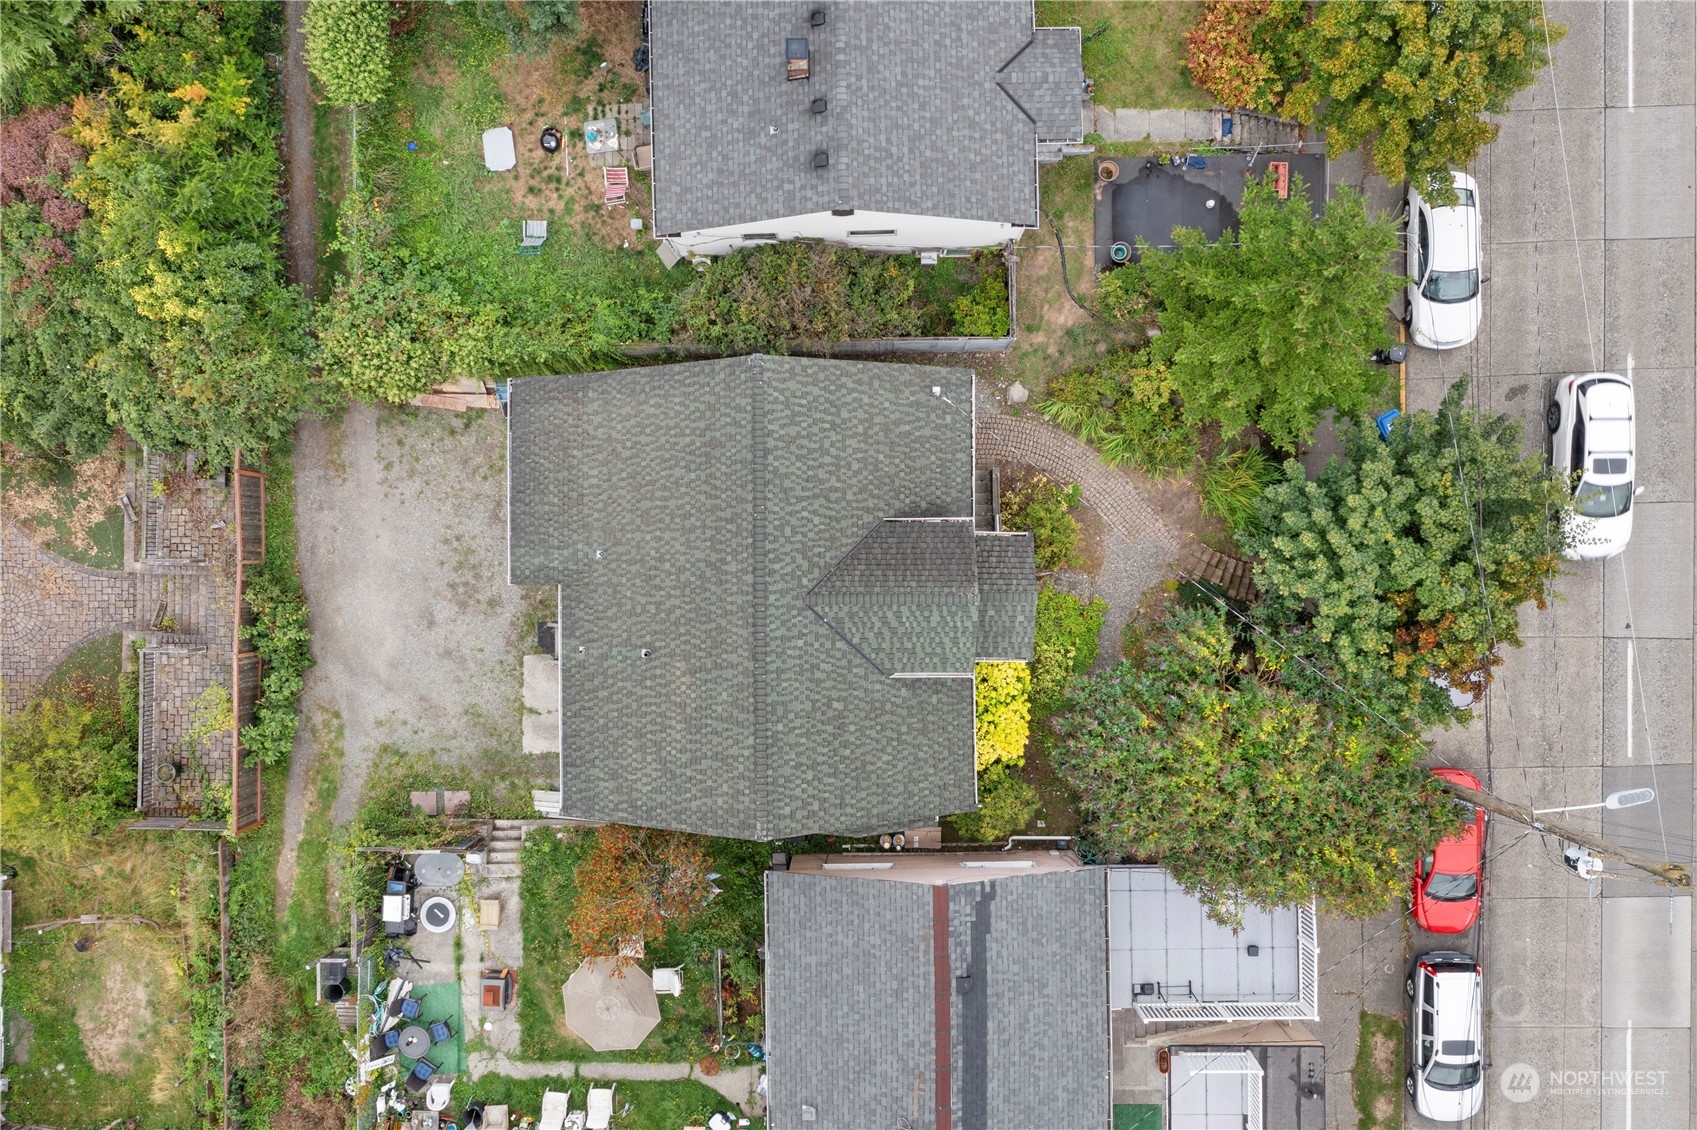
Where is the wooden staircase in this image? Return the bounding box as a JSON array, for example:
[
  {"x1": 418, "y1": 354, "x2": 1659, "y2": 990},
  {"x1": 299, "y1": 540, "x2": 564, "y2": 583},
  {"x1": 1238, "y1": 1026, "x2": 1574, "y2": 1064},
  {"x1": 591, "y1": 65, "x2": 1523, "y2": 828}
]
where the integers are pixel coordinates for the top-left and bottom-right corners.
[{"x1": 1180, "y1": 543, "x2": 1258, "y2": 602}]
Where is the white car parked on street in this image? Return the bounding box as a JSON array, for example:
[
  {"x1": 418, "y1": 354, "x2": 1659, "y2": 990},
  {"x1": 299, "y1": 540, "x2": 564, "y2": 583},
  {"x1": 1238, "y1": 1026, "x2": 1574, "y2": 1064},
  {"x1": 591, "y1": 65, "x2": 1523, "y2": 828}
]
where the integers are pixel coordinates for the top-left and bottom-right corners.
[
  {"x1": 1406, "y1": 171, "x2": 1483, "y2": 350},
  {"x1": 1406, "y1": 952, "x2": 1485, "y2": 1122},
  {"x1": 1549, "y1": 371, "x2": 1639, "y2": 560}
]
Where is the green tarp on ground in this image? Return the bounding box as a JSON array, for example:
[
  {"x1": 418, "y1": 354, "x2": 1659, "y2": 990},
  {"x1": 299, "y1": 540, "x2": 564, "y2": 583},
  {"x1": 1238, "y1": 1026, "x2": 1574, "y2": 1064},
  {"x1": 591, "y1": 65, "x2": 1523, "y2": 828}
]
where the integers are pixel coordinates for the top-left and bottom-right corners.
[
  {"x1": 1114, "y1": 1103, "x2": 1162, "y2": 1130},
  {"x1": 401, "y1": 980, "x2": 467, "y2": 1074}
]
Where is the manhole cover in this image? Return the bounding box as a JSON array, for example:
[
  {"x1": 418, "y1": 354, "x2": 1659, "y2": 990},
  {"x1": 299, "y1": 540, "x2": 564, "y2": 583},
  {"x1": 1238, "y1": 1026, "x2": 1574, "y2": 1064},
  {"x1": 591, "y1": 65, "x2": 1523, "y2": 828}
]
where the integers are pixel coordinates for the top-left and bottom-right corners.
[{"x1": 420, "y1": 896, "x2": 457, "y2": 933}]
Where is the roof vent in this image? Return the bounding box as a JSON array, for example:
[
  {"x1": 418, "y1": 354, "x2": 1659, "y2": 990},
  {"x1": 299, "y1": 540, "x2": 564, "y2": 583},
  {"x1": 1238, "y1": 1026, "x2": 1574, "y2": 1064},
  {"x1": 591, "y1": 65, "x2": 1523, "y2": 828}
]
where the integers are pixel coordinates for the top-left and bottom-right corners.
[
  {"x1": 811, "y1": 150, "x2": 829, "y2": 168},
  {"x1": 801, "y1": 1107, "x2": 816, "y2": 1123},
  {"x1": 810, "y1": 97, "x2": 827, "y2": 114},
  {"x1": 640, "y1": 648, "x2": 653, "y2": 658},
  {"x1": 809, "y1": 9, "x2": 826, "y2": 27},
  {"x1": 786, "y1": 37, "x2": 809, "y2": 81}
]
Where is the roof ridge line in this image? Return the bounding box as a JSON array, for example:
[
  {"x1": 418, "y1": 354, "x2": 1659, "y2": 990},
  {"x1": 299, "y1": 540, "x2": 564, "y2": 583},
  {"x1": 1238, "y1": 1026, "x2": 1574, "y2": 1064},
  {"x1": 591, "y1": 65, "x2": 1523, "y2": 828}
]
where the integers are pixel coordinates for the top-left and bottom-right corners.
[{"x1": 750, "y1": 364, "x2": 771, "y2": 839}]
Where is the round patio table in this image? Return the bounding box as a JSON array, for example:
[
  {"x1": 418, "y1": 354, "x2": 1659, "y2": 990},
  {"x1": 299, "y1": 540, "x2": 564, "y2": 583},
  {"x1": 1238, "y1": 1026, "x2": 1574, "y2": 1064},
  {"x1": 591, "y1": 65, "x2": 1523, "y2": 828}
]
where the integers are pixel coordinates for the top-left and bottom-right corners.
[
  {"x1": 398, "y1": 1024, "x2": 431, "y2": 1059},
  {"x1": 413, "y1": 853, "x2": 465, "y2": 888}
]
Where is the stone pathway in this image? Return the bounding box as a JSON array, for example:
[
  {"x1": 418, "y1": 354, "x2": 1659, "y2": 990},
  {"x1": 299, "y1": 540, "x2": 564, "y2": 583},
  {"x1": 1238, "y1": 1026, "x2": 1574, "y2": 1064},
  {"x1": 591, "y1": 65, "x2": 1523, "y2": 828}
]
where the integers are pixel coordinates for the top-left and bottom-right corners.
[
  {"x1": 1090, "y1": 106, "x2": 1306, "y2": 147},
  {"x1": 1, "y1": 517, "x2": 139, "y2": 709},
  {"x1": 464, "y1": 1052, "x2": 760, "y2": 1108},
  {"x1": 974, "y1": 403, "x2": 1184, "y2": 666}
]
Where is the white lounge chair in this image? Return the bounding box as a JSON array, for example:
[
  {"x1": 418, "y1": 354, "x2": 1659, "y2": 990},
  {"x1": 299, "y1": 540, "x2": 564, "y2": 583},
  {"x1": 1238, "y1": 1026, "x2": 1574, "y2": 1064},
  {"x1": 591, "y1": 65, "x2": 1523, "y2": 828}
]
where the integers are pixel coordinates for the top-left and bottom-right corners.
[
  {"x1": 538, "y1": 1088, "x2": 570, "y2": 1130},
  {"x1": 585, "y1": 1084, "x2": 615, "y2": 1130},
  {"x1": 652, "y1": 967, "x2": 683, "y2": 996}
]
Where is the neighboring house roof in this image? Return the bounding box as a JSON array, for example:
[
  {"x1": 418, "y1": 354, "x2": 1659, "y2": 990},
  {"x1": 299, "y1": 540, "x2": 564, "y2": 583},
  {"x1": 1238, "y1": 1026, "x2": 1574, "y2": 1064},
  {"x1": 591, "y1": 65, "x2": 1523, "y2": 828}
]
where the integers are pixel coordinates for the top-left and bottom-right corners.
[
  {"x1": 764, "y1": 867, "x2": 1110, "y2": 1130},
  {"x1": 649, "y1": 1, "x2": 1085, "y2": 235},
  {"x1": 506, "y1": 356, "x2": 1036, "y2": 840}
]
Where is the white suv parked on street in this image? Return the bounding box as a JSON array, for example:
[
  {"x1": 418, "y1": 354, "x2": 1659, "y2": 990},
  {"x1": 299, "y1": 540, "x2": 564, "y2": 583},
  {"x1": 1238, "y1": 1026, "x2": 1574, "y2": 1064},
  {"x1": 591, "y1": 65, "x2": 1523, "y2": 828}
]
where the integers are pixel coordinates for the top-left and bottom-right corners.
[
  {"x1": 1406, "y1": 952, "x2": 1485, "y2": 1122},
  {"x1": 1549, "y1": 371, "x2": 1639, "y2": 560}
]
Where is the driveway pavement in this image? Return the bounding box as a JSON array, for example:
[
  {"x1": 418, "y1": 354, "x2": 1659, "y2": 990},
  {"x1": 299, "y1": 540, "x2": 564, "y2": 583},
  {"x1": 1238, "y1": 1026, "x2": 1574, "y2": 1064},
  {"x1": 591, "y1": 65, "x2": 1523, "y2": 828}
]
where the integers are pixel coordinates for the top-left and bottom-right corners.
[{"x1": 1389, "y1": 4, "x2": 1696, "y2": 1127}]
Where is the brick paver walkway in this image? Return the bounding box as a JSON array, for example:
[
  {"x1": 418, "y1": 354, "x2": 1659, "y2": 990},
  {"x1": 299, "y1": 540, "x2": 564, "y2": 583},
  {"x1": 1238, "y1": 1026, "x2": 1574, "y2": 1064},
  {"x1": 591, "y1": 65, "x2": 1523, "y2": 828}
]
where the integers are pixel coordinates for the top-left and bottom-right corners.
[
  {"x1": 974, "y1": 400, "x2": 1184, "y2": 666},
  {"x1": 1, "y1": 517, "x2": 140, "y2": 709}
]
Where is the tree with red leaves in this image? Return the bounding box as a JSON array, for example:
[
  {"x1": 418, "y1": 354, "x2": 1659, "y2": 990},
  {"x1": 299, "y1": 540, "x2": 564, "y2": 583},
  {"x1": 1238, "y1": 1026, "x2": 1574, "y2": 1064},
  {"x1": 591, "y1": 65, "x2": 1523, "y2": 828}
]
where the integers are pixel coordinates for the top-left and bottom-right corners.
[
  {"x1": 0, "y1": 104, "x2": 87, "y2": 230},
  {"x1": 567, "y1": 826, "x2": 715, "y2": 963}
]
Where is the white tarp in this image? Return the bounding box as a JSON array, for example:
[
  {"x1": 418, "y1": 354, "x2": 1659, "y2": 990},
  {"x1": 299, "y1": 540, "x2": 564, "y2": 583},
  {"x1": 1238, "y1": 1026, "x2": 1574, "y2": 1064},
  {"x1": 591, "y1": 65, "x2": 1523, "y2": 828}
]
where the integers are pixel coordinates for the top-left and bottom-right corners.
[{"x1": 482, "y1": 127, "x2": 516, "y2": 172}]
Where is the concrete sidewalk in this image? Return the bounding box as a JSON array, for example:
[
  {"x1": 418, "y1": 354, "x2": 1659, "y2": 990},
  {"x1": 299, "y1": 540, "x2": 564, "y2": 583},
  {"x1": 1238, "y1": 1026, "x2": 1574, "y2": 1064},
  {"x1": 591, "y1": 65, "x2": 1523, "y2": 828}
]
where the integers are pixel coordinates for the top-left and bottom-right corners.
[{"x1": 465, "y1": 1051, "x2": 760, "y2": 1107}]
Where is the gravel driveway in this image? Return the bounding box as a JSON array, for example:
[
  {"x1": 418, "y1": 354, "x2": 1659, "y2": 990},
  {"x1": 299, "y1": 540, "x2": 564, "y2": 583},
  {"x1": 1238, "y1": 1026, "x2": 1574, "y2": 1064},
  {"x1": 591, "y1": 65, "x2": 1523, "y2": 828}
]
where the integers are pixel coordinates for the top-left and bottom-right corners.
[{"x1": 276, "y1": 404, "x2": 545, "y2": 908}]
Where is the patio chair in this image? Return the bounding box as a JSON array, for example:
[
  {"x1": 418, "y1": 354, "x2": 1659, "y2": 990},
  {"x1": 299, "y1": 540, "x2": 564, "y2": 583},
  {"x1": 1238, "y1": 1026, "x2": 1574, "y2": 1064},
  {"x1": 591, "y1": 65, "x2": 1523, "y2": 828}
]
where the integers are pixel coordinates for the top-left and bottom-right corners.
[
  {"x1": 381, "y1": 1030, "x2": 401, "y2": 1050},
  {"x1": 403, "y1": 1058, "x2": 439, "y2": 1096},
  {"x1": 603, "y1": 167, "x2": 628, "y2": 207},
  {"x1": 538, "y1": 1089, "x2": 570, "y2": 1130},
  {"x1": 585, "y1": 1084, "x2": 615, "y2": 1130},
  {"x1": 400, "y1": 997, "x2": 422, "y2": 1020},
  {"x1": 429, "y1": 1019, "x2": 452, "y2": 1044},
  {"x1": 518, "y1": 220, "x2": 548, "y2": 255},
  {"x1": 652, "y1": 967, "x2": 683, "y2": 997}
]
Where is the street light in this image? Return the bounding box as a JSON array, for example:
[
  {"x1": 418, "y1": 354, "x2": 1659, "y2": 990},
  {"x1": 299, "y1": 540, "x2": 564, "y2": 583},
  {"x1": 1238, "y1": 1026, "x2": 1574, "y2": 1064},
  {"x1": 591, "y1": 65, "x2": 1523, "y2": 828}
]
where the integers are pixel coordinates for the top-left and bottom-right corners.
[{"x1": 1534, "y1": 788, "x2": 1655, "y2": 815}]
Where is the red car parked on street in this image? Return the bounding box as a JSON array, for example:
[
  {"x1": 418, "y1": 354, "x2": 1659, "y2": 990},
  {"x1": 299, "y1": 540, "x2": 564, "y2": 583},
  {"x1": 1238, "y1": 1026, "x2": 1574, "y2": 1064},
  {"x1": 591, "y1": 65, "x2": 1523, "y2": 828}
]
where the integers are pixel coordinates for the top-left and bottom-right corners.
[{"x1": 1411, "y1": 768, "x2": 1487, "y2": 933}]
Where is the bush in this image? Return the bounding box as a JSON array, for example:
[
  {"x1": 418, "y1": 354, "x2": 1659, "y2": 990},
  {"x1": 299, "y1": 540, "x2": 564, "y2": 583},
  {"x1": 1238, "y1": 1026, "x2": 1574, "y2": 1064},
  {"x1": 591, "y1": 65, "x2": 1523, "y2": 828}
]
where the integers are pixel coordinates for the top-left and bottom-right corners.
[
  {"x1": 1030, "y1": 588, "x2": 1106, "y2": 715},
  {"x1": 947, "y1": 764, "x2": 1040, "y2": 844},
  {"x1": 974, "y1": 661, "x2": 1031, "y2": 770},
  {"x1": 950, "y1": 267, "x2": 1009, "y2": 337},
  {"x1": 1038, "y1": 349, "x2": 1199, "y2": 477},
  {"x1": 999, "y1": 472, "x2": 1082, "y2": 572},
  {"x1": 0, "y1": 692, "x2": 135, "y2": 856},
  {"x1": 674, "y1": 242, "x2": 923, "y2": 352},
  {"x1": 1183, "y1": 0, "x2": 1275, "y2": 108},
  {"x1": 304, "y1": 0, "x2": 395, "y2": 106},
  {"x1": 1200, "y1": 446, "x2": 1278, "y2": 537}
]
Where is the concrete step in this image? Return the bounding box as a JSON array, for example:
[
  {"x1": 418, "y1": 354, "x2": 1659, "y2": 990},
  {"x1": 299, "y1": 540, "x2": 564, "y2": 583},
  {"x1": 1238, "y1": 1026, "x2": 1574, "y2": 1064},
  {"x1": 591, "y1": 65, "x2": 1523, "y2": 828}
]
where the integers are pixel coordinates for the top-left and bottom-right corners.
[{"x1": 479, "y1": 862, "x2": 523, "y2": 879}]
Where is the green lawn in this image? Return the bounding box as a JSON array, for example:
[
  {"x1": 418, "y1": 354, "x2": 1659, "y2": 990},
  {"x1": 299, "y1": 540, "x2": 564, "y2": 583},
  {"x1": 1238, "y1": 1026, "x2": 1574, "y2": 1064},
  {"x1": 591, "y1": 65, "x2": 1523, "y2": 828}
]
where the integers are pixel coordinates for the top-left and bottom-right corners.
[
  {"x1": 41, "y1": 632, "x2": 123, "y2": 704},
  {"x1": 1353, "y1": 1011, "x2": 1406, "y2": 1130},
  {"x1": 2, "y1": 840, "x2": 213, "y2": 1129},
  {"x1": 457, "y1": 1075, "x2": 762, "y2": 1130},
  {"x1": 1039, "y1": 1, "x2": 1210, "y2": 110},
  {"x1": 516, "y1": 831, "x2": 769, "y2": 1065}
]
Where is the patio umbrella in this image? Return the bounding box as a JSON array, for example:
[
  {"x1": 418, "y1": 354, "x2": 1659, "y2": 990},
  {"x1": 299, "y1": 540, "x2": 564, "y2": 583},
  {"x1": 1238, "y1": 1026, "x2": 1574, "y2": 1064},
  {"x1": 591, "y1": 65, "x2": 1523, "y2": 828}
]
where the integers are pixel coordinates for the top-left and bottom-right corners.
[{"x1": 562, "y1": 957, "x2": 661, "y2": 1051}]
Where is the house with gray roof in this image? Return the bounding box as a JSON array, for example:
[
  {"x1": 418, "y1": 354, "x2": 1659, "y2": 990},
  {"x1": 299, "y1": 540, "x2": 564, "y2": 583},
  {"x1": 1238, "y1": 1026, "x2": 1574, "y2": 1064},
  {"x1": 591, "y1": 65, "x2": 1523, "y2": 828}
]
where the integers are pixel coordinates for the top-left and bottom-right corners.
[
  {"x1": 647, "y1": 1, "x2": 1086, "y2": 260},
  {"x1": 506, "y1": 356, "x2": 1036, "y2": 840},
  {"x1": 764, "y1": 854, "x2": 1110, "y2": 1130}
]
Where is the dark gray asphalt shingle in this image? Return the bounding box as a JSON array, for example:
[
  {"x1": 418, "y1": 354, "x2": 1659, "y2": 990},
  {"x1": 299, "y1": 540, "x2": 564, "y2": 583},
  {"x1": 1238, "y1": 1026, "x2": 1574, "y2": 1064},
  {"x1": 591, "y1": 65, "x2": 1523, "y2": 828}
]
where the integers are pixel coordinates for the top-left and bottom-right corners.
[
  {"x1": 973, "y1": 532, "x2": 1037, "y2": 660},
  {"x1": 650, "y1": 2, "x2": 1085, "y2": 235},
  {"x1": 507, "y1": 356, "x2": 1036, "y2": 840},
  {"x1": 766, "y1": 868, "x2": 1110, "y2": 1130}
]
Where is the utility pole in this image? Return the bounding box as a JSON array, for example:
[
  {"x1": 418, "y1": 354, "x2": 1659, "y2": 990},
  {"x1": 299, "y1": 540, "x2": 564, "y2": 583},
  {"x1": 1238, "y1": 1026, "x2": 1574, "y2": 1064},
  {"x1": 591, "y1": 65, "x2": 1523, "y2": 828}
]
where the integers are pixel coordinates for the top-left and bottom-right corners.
[{"x1": 1441, "y1": 779, "x2": 1692, "y2": 889}]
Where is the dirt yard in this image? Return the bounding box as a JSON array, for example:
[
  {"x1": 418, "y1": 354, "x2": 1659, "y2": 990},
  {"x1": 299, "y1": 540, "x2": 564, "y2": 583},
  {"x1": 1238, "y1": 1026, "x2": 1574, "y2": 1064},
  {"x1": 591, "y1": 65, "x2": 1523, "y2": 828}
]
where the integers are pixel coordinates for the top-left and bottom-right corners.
[{"x1": 279, "y1": 404, "x2": 547, "y2": 896}]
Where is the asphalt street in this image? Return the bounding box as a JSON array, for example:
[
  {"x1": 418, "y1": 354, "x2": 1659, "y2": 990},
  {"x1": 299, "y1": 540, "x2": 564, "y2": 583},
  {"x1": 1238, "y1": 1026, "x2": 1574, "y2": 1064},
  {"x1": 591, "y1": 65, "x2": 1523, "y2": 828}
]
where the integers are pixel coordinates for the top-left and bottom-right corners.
[{"x1": 1382, "y1": 4, "x2": 1697, "y2": 1128}]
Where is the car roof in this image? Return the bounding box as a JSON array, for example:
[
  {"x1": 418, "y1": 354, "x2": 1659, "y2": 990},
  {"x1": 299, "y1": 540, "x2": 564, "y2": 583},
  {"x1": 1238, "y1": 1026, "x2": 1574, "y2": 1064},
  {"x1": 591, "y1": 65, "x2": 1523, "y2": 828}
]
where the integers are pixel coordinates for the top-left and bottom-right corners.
[
  {"x1": 1432, "y1": 966, "x2": 1480, "y2": 1031},
  {"x1": 1584, "y1": 380, "x2": 1633, "y2": 420},
  {"x1": 1427, "y1": 203, "x2": 1478, "y2": 271}
]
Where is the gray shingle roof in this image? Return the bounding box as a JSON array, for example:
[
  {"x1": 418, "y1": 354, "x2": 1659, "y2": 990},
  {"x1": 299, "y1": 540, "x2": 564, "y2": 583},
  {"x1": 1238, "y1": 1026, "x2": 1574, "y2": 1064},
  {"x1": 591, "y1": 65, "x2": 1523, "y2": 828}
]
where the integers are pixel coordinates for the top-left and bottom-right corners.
[
  {"x1": 506, "y1": 356, "x2": 1036, "y2": 840},
  {"x1": 973, "y1": 532, "x2": 1037, "y2": 660},
  {"x1": 649, "y1": 2, "x2": 1085, "y2": 235},
  {"x1": 765, "y1": 868, "x2": 1110, "y2": 1130}
]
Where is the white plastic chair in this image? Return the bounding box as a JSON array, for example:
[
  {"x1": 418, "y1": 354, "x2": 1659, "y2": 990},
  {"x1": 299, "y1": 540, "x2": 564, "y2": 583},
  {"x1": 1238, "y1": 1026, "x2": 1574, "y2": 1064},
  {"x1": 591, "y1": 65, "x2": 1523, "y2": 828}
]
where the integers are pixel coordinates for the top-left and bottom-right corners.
[
  {"x1": 585, "y1": 1084, "x2": 615, "y2": 1130},
  {"x1": 539, "y1": 1088, "x2": 570, "y2": 1130},
  {"x1": 652, "y1": 967, "x2": 683, "y2": 996}
]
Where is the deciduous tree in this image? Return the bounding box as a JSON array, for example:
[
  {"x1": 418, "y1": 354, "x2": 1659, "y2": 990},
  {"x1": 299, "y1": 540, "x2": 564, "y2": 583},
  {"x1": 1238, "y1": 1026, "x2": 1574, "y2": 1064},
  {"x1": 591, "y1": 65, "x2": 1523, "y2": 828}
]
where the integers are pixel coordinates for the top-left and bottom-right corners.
[
  {"x1": 1252, "y1": 0, "x2": 1564, "y2": 204},
  {"x1": 1052, "y1": 606, "x2": 1458, "y2": 923},
  {"x1": 304, "y1": 0, "x2": 395, "y2": 107},
  {"x1": 1, "y1": 691, "x2": 136, "y2": 857},
  {"x1": 567, "y1": 826, "x2": 715, "y2": 962},
  {"x1": 1243, "y1": 379, "x2": 1572, "y2": 725},
  {"x1": 1134, "y1": 173, "x2": 1402, "y2": 450}
]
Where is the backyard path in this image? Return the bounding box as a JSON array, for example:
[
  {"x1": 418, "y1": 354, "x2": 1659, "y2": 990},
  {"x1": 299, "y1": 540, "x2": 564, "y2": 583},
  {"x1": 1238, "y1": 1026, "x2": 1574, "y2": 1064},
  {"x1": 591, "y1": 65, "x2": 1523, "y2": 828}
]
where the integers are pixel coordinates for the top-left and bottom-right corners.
[
  {"x1": 275, "y1": 405, "x2": 533, "y2": 913},
  {"x1": 280, "y1": 0, "x2": 318, "y2": 299},
  {"x1": 974, "y1": 399, "x2": 1183, "y2": 666},
  {"x1": 465, "y1": 1053, "x2": 761, "y2": 1109}
]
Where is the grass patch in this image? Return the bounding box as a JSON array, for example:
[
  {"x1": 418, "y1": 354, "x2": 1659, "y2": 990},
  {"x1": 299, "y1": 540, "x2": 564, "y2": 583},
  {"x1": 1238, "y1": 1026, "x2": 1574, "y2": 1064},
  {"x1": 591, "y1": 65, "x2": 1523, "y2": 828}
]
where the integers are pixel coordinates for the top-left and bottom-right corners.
[
  {"x1": 516, "y1": 831, "x2": 769, "y2": 1065},
  {"x1": 1038, "y1": 1, "x2": 1210, "y2": 109},
  {"x1": 41, "y1": 632, "x2": 123, "y2": 705},
  {"x1": 2, "y1": 838, "x2": 215, "y2": 1129},
  {"x1": 0, "y1": 440, "x2": 127, "y2": 569},
  {"x1": 459, "y1": 1075, "x2": 762, "y2": 1130},
  {"x1": 1353, "y1": 1011, "x2": 1405, "y2": 1130}
]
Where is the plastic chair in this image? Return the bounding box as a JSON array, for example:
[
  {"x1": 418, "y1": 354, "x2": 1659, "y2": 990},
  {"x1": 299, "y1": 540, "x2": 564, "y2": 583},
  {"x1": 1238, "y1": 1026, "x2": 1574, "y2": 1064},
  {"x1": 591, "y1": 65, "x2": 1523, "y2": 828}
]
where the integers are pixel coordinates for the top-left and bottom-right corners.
[
  {"x1": 652, "y1": 967, "x2": 683, "y2": 996},
  {"x1": 538, "y1": 1089, "x2": 570, "y2": 1130},
  {"x1": 585, "y1": 1084, "x2": 615, "y2": 1130}
]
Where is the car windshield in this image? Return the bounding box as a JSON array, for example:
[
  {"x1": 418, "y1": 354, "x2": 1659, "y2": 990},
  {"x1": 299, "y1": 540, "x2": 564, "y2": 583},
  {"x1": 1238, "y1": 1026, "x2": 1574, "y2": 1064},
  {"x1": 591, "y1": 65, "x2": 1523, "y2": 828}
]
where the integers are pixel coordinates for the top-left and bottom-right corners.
[
  {"x1": 1426, "y1": 871, "x2": 1478, "y2": 900},
  {"x1": 1428, "y1": 1060, "x2": 1483, "y2": 1090},
  {"x1": 1575, "y1": 479, "x2": 1634, "y2": 518},
  {"x1": 1422, "y1": 268, "x2": 1479, "y2": 303}
]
